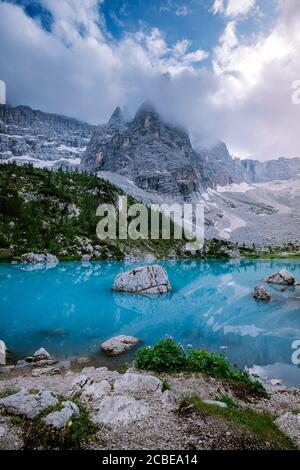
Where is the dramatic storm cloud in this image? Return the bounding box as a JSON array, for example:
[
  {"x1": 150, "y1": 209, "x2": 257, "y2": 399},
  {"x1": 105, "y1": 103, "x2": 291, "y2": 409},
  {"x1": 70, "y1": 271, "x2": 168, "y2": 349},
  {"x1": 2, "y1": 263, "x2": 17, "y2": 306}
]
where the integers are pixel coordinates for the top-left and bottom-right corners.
[{"x1": 0, "y1": 0, "x2": 300, "y2": 160}]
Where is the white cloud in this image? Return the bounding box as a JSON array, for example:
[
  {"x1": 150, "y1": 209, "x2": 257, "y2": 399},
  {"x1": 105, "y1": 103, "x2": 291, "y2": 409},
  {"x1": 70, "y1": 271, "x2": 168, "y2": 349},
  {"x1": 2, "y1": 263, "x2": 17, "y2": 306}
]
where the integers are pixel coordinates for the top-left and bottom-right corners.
[
  {"x1": 0, "y1": 0, "x2": 300, "y2": 161},
  {"x1": 175, "y1": 5, "x2": 189, "y2": 17},
  {"x1": 212, "y1": 0, "x2": 256, "y2": 18}
]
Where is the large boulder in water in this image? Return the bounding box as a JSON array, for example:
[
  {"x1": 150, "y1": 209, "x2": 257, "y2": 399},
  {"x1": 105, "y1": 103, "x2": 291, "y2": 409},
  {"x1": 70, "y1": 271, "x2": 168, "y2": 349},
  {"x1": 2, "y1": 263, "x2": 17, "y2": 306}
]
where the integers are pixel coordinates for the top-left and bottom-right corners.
[
  {"x1": 100, "y1": 335, "x2": 140, "y2": 356},
  {"x1": 113, "y1": 265, "x2": 171, "y2": 294},
  {"x1": 265, "y1": 269, "x2": 299, "y2": 286}
]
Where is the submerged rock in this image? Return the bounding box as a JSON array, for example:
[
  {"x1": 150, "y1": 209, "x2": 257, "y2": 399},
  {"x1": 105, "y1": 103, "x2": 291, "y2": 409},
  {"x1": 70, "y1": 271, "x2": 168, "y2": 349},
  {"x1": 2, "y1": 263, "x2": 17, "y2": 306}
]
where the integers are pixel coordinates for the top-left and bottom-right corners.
[
  {"x1": 100, "y1": 335, "x2": 140, "y2": 356},
  {"x1": 265, "y1": 269, "x2": 299, "y2": 286},
  {"x1": 113, "y1": 265, "x2": 171, "y2": 294},
  {"x1": 0, "y1": 389, "x2": 58, "y2": 418},
  {"x1": 43, "y1": 401, "x2": 79, "y2": 429},
  {"x1": 253, "y1": 286, "x2": 272, "y2": 301},
  {"x1": 0, "y1": 340, "x2": 6, "y2": 365}
]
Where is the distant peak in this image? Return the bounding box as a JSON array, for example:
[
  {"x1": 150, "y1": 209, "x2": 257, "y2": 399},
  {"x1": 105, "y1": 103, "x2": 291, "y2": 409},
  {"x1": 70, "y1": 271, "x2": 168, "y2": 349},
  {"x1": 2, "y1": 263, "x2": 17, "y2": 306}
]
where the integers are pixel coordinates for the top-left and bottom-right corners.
[{"x1": 108, "y1": 106, "x2": 125, "y2": 126}]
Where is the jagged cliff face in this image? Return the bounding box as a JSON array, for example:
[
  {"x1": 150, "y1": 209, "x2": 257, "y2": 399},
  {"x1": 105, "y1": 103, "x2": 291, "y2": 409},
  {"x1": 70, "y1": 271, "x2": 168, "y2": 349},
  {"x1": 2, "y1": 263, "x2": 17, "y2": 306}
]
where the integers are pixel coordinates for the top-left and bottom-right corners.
[
  {"x1": 0, "y1": 104, "x2": 94, "y2": 167},
  {"x1": 83, "y1": 102, "x2": 300, "y2": 197},
  {"x1": 196, "y1": 142, "x2": 248, "y2": 187},
  {"x1": 82, "y1": 103, "x2": 209, "y2": 198},
  {"x1": 241, "y1": 157, "x2": 300, "y2": 183}
]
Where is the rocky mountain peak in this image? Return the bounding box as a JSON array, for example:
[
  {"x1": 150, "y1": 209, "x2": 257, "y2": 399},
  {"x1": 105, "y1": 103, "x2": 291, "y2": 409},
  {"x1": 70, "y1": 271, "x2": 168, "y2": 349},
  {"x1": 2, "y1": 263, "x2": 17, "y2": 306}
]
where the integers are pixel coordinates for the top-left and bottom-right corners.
[
  {"x1": 131, "y1": 102, "x2": 160, "y2": 130},
  {"x1": 108, "y1": 106, "x2": 125, "y2": 127}
]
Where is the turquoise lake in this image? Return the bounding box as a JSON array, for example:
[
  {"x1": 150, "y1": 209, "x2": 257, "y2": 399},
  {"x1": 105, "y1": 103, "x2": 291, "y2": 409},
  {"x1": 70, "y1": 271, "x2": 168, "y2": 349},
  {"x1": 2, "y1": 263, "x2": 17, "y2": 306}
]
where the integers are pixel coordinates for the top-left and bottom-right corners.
[{"x1": 0, "y1": 259, "x2": 300, "y2": 386}]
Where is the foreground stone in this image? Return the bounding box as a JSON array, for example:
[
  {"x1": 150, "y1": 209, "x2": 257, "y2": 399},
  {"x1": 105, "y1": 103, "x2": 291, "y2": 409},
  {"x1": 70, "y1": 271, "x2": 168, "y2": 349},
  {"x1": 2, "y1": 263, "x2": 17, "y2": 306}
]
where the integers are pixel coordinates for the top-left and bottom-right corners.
[
  {"x1": 92, "y1": 395, "x2": 149, "y2": 427},
  {"x1": 114, "y1": 373, "x2": 162, "y2": 395},
  {"x1": 43, "y1": 401, "x2": 79, "y2": 429},
  {"x1": 81, "y1": 380, "x2": 111, "y2": 404},
  {"x1": 0, "y1": 340, "x2": 6, "y2": 365},
  {"x1": 113, "y1": 265, "x2": 171, "y2": 294},
  {"x1": 253, "y1": 286, "x2": 271, "y2": 301},
  {"x1": 265, "y1": 269, "x2": 298, "y2": 286},
  {"x1": 0, "y1": 389, "x2": 58, "y2": 418},
  {"x1": 100, "y1": 335, "x2": 140, "y2": 356}
]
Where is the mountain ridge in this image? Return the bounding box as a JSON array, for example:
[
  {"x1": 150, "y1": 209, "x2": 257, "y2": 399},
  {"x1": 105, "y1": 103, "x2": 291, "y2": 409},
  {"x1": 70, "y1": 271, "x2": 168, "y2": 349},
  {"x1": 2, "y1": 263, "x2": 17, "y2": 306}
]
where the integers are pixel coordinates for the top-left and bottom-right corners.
[{"x1": 82, "y1": 102, "x2": 300, "y2": 194}]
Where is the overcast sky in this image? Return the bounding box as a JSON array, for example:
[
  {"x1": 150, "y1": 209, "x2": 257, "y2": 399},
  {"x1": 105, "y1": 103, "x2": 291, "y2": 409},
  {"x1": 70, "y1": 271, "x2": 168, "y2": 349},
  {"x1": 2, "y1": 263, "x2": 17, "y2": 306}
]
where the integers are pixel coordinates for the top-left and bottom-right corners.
[{"x1": 0, "y1": 0, "x2": 300, "y2": 160}]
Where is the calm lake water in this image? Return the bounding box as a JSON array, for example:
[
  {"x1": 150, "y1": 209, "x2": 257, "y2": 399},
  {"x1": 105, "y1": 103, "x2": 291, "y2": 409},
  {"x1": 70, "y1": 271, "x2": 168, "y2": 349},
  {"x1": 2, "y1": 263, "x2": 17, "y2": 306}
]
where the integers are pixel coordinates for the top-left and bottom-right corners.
[{"x1": 0, "y1": 259, "x2": 300, "y2": 386}]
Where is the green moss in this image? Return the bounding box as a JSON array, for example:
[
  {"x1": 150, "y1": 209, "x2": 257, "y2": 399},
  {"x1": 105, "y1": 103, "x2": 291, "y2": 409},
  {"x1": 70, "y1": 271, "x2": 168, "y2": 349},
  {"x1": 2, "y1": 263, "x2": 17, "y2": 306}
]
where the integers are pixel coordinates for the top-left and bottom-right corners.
[
  {"x1": 180, "y1": 396, "x2": 297, "y2": 450},
  {"x1": 136, "y1": 338, "x2": 268, "y2": 399}
]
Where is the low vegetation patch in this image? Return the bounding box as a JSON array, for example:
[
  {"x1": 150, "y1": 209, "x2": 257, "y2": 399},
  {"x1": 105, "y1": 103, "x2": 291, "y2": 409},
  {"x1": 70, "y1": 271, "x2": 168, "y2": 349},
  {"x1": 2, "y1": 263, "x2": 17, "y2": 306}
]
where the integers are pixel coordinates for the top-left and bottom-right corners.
[
  {"x1": 180, "y1": 396, "x2": 297, "y2": 450},
  {"x1": 0, "y1": 387, "x2": 18, "y2": 399},
  {"x1": 23, "y1": 396, "x2": 98, "y2": 450},
  {"x1": 136, "y1": 338, "x2": 268, "y2": 398}
]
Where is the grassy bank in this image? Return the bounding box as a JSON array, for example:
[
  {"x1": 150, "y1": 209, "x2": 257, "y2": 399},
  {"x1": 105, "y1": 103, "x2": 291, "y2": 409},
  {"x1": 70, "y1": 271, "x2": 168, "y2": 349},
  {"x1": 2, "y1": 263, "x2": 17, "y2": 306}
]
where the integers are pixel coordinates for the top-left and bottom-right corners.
[
  {"x1": 136, "y1": 338, "x2": 268, "y2": 399},
  {"x1": 180, "y1": 396, "x2": 297, "y2": 450}
]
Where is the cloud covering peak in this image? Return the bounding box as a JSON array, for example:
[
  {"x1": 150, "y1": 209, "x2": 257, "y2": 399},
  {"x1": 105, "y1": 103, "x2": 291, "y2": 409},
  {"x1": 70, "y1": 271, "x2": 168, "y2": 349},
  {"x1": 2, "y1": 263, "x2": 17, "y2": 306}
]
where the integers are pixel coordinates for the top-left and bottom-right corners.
[{"x1": 0, "y1": 0, "x2": 299, "y2": 160}]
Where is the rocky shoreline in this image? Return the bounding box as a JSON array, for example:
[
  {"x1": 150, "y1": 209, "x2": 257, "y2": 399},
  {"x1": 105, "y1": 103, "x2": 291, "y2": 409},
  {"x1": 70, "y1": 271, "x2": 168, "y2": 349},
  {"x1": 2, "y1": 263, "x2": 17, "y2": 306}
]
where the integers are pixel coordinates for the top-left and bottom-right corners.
[{"x1": 0, "y1": 359, "x2": 299, "y2": 450}]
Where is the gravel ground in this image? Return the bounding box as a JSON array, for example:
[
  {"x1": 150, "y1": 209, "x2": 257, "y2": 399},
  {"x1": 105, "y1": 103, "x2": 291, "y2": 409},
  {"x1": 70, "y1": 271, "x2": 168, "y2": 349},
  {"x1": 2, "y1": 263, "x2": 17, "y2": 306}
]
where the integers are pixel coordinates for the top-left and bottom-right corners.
[{"x1": 0, "y1": 366, "x2": 299, "y2": 450}]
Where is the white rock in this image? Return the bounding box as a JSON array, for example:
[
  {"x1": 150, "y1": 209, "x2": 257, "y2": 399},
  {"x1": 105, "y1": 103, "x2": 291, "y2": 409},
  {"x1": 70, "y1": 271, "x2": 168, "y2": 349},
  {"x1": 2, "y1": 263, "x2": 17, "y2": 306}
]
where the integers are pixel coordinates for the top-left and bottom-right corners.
[
  {"x1": 100, "y1": 335, "x2": 140, "y2": 356},
  {"x1": 21, "y1": 253, "x2": 58, "y2": 265},
  {"x1": 160, "y1": 390, "x2": 177, "y2": 409},
  {"x1": 114, "y1": 373, "x2": 162, "y2": 395},
  {"x1": 0, "y1": 389, "x2": 58, "y2": 418},
  {"x1": 81, "y1": 380, "x2": 111, "y2": 404},
  {"x1": 70, "y1": 374, "x2": 92, "y2": 397},
  {"x1": 81, "y1": 366, "x2": 119, "y2": 382},
  {"x1": 44, "y1": 401, "x2": 79, "y2": 429},
  {"x1": 270, "y1": 379, "x2": 283, "y2": 386},
  {"x1": 0, "y1": 340, "x2": 6, "y2": 365},
  {"x1": 203, "y1": 400, "x2": 228, "y2": 408},
  {"x1": 92, "y1": 395, "x2": 149, "y2": 427},
  {"x1": 33, "y1": 347, "x2": 51, "y2": 360},
  {"x1": 265, "y1": 269, "x2": 298, "y2": 286},
  {"x1": 113, "y1": 265, "x2": 171, "y2": 294}
]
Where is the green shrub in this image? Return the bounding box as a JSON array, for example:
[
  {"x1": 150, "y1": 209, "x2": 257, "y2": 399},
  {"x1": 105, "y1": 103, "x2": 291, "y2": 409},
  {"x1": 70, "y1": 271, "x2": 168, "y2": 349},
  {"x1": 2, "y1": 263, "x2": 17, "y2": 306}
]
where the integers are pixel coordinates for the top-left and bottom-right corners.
[
  {"x1": 136, "y1": 338, "x2": 268, "y2": 398},
  {"x1": 185, "y1": 349, "x2": 232, "y2": 378},
  {"x1": 136, "y1": 337, "x2": 186, "y2": 373}
]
